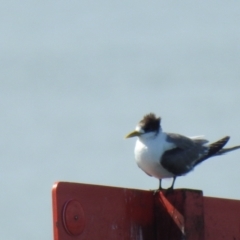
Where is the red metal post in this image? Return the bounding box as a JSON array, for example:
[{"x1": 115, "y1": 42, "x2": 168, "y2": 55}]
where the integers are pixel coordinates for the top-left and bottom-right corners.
[
  {"x1": 52, "y1": 182, "x2": 155, "y2": 240},
  {"x1": 155, "y1": 189, "x2": 204, "y2": 240},
  {"x1": 204, "y1": 196, "x2": 240, "y2": 239},
  {"x1": 52, "y1": 182, "x2": 240, "y2": 240}
]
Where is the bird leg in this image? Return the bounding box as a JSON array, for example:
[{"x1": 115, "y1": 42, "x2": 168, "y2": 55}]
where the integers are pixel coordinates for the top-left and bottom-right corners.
[
  {"x1": 152, "y1": 179, "x2": 162, "y2": 195},
  {"x1": 168, "y1": 176, "x2": 176, "y2": 190},
  {"x1": 158, "y1": 179, "x2": 162, "y2": 190},
  {"x1": 153, "y1": 178, "x2": 176, "y2": 195}
]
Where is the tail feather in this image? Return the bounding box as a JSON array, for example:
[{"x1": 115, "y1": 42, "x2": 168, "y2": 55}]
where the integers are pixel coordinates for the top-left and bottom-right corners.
[
  {"x1": 195, "y1": 136, "x2": 230, "y2": 166},
  {"x1": 216, "y1": 145, "x2": 240, "y2": 155}
]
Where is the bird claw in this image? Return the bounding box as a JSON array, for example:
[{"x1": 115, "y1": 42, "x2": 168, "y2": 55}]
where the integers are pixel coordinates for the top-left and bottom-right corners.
[
  {"x1": 151, "y1": 186, "x2": 174, "y2": 195},
  {"x1": 152, "y1": 189, "x2": 160, "y2": 195},
  {"x1": 166, "y1": 186, "x2": 174, "y2": 194}
]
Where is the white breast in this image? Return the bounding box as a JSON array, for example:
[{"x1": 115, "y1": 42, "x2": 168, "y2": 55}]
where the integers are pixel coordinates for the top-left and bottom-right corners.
[{"x1": 134, "y1": 132, "x2": 175, "y2": 179}]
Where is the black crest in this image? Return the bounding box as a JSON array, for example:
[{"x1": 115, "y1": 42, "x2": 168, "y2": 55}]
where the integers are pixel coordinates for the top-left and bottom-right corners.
[{"x1": 139, "y1": 113, "x2": 161, "y2": 133}]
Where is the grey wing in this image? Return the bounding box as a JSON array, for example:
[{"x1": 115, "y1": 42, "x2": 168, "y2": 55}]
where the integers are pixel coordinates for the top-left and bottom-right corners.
[
  {"x1": 161, "y1": 133, "x2": 208, "y2": 176},
  {"x1": 166, "y1": 133, "x2": 197, "y2": 149},
  {"x1": 189, "y1": 135, "x2": 209, "y2": 145}
]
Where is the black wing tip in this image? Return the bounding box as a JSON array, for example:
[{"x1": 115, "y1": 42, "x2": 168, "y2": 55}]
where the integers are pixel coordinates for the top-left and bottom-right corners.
[
  {"x1": 220, "y1": 136, "x2": 230, "y2": 145},
  {"x1": 223, "y1": 136, "x2": 230, "y2": 141},
  {"x1": 208, "y1": 136, "x2": 230, "y2": 155},
  {"x1": 195, "y1": 136, "x2": 231, "y2": 166}
]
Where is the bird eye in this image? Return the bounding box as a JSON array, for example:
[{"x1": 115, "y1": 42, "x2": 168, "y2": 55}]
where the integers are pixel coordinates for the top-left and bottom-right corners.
[{"x1": 144, "y1": 126, "x2": 152, "y2": 132}]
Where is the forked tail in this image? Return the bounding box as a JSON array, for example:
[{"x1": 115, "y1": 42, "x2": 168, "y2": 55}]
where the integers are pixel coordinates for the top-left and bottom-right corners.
[{"x1": 215, "y1": 145, "x2": 240, "y2": 155}]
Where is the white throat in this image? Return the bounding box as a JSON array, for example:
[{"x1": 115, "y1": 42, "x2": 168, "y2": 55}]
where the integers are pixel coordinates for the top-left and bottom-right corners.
[{"x1": 134, "y1": 130, "x2": 176, "y2": 179}]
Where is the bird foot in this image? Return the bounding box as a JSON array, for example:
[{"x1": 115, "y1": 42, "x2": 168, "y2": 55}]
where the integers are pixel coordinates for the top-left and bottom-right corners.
[
  {"x1": 165, "y1": 186, "x2": 174, "y2": 194},
  {"x1": 152, "y1": 189, "x2": 160, "y2": 195},
  {"x1": 151, "y1": 187, "x2": 174, "y2": 195},
  {"x1": 151, "y1": 187, "x2": 164, "y2": 195}
]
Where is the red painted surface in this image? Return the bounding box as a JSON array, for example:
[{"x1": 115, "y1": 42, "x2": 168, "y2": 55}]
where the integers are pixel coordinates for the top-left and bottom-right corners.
[
  {"x1": 204, "y1": 197, "x2": 240, "y2": 239},
  {"x1": 158, "y1": 191, "x2": 185, "y2": 235},
  {"x1": 52, "y1": 182, "x2": 155, "y2": 240},
  {"x1": 62, "y1": 199, "x2": 85, "y2": 236},
  {"x1": 155, "y1": 189, "x2": 204, "y2": 240},
  {"x1": 52, "y1": 182, "x2": 240, "y2": 240}
]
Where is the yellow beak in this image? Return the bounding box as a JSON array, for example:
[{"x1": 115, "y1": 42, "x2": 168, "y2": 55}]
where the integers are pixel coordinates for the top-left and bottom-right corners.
[{"x1": 125, "y1": 130, "x2": 141, "y2": 138}]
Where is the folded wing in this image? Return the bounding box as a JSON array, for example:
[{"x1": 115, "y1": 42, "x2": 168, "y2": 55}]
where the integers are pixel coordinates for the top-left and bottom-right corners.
[{"x1": 161, "y1": 134, "x2": 229, "y2": 176}]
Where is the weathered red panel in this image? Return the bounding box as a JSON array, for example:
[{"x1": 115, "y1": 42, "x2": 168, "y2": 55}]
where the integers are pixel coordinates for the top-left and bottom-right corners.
[
  {"x1": 155, "y1": 189, "x2": 204, "y2": 240},
  {"x1": 52, "y1": 182, "x2": 155, "y2": 240},
  {"x1": 204, "y1": 197, "x2": 240, "y2": 240},
  {"x1": 52, "y1": 182, "x2": 240, "y2": 240}
]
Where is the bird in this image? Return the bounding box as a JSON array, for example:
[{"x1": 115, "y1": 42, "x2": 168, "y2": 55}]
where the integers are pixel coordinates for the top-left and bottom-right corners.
[{"x1": 125, "y1": 113, "x2": 240, "y2": 190}]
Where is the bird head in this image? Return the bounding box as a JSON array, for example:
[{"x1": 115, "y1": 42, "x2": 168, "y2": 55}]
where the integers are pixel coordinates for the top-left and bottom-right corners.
[{"x1": 125, "y1": 113, "x2": 161, "y2": 138}]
